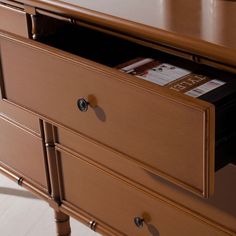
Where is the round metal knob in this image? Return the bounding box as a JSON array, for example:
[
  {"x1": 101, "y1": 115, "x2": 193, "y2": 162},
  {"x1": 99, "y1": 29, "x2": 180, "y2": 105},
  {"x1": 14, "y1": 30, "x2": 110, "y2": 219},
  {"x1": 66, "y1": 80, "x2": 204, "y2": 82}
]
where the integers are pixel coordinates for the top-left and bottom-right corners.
[
  {"x1": 17, "y1": 177, "x2": 24, "y2": 186},
  {"x1": 89, "y1": 220, "x2": 97, "y2": 231},
  {"x1": 134, "y1": 217, "x2": 144, "y2": 228},
  {"x1": 77, "y1": 98, "x2": 89, "y2": 112}
]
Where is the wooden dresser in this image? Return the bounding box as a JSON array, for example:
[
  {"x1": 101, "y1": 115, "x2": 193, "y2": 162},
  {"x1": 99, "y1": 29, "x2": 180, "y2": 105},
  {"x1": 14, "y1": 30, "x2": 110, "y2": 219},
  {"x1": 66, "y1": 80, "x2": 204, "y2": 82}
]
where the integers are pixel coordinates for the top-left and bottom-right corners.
[{"x1": 0, "y1": 0, "x2": 236, "y2": 235}]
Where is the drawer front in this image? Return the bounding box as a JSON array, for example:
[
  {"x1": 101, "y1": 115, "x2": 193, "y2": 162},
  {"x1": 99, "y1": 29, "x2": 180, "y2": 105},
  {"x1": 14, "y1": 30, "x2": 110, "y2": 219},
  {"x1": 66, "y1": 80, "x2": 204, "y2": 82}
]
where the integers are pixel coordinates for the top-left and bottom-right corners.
[
  {"x1": 56, "y1": 127, "x2": 236, "y2": 233},
  {"x1": 0, "y1": 32, "x2": 214, "y2": 197},
  {"x1": 0, "y1": 115, "x2": 48, "y2": 190},
  {"x1": 0, "y1": 4, "x2": 29, "y2": 37},
  {"x1": 57, "y1": 149, "x2": 228, "y2": 236},
  {"x1": 0, "y1": 100, "x2": 41, "y2": 136}
]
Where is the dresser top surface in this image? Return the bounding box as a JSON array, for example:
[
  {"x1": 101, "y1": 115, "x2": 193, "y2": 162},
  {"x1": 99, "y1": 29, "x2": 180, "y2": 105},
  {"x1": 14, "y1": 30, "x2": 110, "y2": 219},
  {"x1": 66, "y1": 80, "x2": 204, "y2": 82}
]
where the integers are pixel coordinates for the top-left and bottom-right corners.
[
  {"x1": 53, "y1": 0, "x2": 236, "y2": 50},
  {"x1": 6, "y1": 0, "x2": 236, "y2": 66}
]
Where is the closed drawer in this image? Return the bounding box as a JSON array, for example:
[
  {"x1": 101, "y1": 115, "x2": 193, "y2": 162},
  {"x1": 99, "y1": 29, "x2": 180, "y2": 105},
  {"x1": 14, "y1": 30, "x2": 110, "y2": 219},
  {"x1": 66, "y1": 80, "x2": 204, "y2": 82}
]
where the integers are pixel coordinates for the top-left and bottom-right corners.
[
  {"x1": 0, "y1": 4, "x2": 29, "y2": 37},
  {"x1": 55, "y1": 127, "x2": 236, "y2": 233},
  {"x1": 56, "y1": 148, "x2": 230, "y2": 236},
  {"x1": 0, "y1": 100, "x2": 41, "y2": 136},
  {"x1": 0, "y1": 31, "x2": 215, "y2": 197},
  {"x1": 0, "y1": 115, "x2": 48, "y2": 191}
]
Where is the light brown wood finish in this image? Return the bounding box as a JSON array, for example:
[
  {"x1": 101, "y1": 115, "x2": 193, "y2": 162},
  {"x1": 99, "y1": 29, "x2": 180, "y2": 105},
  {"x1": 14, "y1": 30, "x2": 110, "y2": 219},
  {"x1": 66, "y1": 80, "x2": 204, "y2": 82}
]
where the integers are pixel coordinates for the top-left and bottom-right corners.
[
  {"x1": 56, "y1": 148, "x2": 229, "y2": 236},
  {"x1": 32, "y1": 6, "x2": 236, "y2": 74},
  {"x1": 0, "y1": 101, "x2": 41, "y2": 136},
  {"x1": 0, "y1": 115, "x2": 48, "y2": 192},
  {"x1": 15, "y1": 0, "x2": 236, "y2": 68},
  {"x1": 43, "y1": 122, "x2": 61, "y2": 203},
  {"x1": 0, "y1": 31, "x2": 215, "y2": 197},
  {"x1": 0, "y1": 1, "x2": 235, "y2": 236},
  {"x1": 55, "y1": 126, "x2": 236, "y2": 234},
  {"x1": 0, "y1": 3, "x2": 29, "y2": 37},
  {"x1": 54, "y1": 210, "x2": 71, "y2": 236},
  {"x1": 0, "y1": 164, "x2": 52, "y2": 203}
]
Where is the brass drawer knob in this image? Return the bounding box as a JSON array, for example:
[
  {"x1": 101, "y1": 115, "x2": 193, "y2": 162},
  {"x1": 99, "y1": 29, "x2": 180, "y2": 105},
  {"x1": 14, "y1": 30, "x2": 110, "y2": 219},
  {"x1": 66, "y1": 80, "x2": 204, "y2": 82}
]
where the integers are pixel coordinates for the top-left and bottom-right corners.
[
  {"x1": 77, "y1": 98, "x2": 89, "y2": 112},
  {"x1": 134, "y1": 217, "x2": 144, "y2": 228}
]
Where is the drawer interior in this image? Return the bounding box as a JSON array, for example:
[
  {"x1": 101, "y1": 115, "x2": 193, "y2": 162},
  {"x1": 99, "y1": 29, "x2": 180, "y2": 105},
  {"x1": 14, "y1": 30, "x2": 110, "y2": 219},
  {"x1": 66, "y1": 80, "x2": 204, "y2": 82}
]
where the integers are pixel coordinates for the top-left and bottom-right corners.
[{"x1": 36, "y1": 15, "x2": 236, "y2": 170}]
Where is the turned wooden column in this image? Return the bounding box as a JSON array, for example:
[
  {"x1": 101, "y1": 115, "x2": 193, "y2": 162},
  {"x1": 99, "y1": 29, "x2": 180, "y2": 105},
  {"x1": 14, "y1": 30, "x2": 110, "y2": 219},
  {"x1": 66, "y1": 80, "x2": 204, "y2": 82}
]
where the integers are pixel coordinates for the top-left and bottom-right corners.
[
  {"x1": 43, "y1": 123, "x2": 71, "y2": 235},
  {"x1": 54, "y1": 210, "x2": 71, "y2": 236}
]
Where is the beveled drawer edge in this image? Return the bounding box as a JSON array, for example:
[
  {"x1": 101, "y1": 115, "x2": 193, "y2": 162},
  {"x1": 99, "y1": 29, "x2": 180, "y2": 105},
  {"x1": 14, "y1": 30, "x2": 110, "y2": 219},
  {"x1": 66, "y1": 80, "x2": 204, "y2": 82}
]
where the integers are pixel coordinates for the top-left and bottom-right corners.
[
  {"x1": 56, "y1": 140, "x2": 206, "y2": 198},
  {"x1": 2, "y1": 97, "x2": 214, "y2": 198},
  {"x1": 61, "y1": 201, "x2": 235, "y2": 236},
  {"x1": 0, "y1": 30, "x2": 214, "y2": 111},
  {"x1": 0, "y1": 161, "x2": 48, "y2": 193},
  {"x1": 55, "y1": 133, "x2": 202, "y2": 205},
  {"x1": 0, "y1": 163, "x2": 49, "y2": 198},
  {"x1": 0, "y1": 112, "x2": 41, "y2": 138},
  {"x1": 60, "y1": 202, "x2": 123, "y2": 236},
  {"x1": 0, "y1": 1, "x2": 25, "y2": 12},
  {"x1": 0, "y1": 3, "x2": 30, "y2": 38},
  {"x1": 56, "y1": 146, "x2": 234, "y2": 236},
  {"x1": 54, "y1": 99, "x2": 214, "y2": 197},
  {"x1": 0, "y1": 115, "x2": 48, "y2": 191},
  {"x1": 0, "y1": 31, "x2": 215, "y2": 197},
  {"x1": 0, "y1": 110, "x2": 42, "y2": 137}
]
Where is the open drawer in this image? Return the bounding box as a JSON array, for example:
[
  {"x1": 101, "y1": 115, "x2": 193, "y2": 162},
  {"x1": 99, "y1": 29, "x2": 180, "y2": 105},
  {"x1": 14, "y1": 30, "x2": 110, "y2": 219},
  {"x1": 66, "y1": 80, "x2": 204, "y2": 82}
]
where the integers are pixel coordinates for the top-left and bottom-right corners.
[{"x1": 0, "y1": 19, "x2": 235, "y2": 198}]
